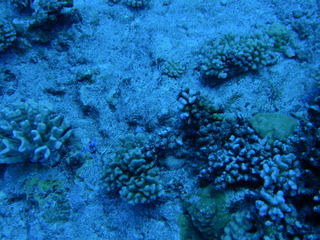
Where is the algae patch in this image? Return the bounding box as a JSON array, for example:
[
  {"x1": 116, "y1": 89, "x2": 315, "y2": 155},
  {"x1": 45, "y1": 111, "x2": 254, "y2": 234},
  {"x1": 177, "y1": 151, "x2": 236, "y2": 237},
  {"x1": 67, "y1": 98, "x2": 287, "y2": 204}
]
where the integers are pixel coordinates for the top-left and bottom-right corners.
[{"x1": 24, "y1": 177, "x2": 71, "y2": 224}]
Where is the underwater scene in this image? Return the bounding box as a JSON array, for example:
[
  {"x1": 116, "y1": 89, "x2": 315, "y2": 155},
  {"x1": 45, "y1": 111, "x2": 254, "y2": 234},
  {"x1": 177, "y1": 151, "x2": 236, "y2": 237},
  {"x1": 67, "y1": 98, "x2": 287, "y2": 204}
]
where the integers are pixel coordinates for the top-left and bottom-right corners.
[{"x1": 0, "y1": 0, "x2": 320, "y2": 239}]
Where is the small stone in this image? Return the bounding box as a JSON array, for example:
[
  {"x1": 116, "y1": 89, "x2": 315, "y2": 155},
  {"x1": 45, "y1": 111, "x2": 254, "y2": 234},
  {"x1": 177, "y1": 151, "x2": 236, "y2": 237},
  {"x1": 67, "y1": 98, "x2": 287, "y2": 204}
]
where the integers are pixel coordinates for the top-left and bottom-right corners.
[
  {"x1": 292, "y1": 10, "x2": 305, "y2": 19},
  {"x1": 162, "y1": 156, "x2": 186, "y2": 170},
  {"x1": 284, "y1": 47, "x2": 296, "y2": 58}
]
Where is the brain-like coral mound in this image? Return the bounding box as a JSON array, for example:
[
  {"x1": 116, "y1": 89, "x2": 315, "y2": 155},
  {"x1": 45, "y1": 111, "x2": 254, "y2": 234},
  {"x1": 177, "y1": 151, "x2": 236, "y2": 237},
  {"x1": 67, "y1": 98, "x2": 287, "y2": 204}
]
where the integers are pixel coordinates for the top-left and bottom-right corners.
[
  {"x1": 0, "y1": 101, "x2": 72, "y2": 166},
  {"x1": 104, "y1": 141, "x2": 163, "y2": 205}
]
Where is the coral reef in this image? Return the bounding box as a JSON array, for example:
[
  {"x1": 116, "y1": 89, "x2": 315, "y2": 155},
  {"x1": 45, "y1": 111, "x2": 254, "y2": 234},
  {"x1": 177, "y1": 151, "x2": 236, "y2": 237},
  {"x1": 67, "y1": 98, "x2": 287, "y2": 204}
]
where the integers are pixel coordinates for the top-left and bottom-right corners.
[
  {"x1": 29, "y1": 0, "x2": 74, "y2": 27},
  {"x1": 0, "y1": 101, "x2": 72, "y2": 166},
  {"x1": 290, "y1": 90, "x2": 320, "y2": 224},
  {"x1": 24, "y1": 177, "x2": 71, "y2": 223},
  {"x1": 265, "y1": 23, "x2": 293, "y2": 53},
  {"x1": 10, "y1": 0, "x2": 32, "y2": 11},
  {"x1": 162, "y1": 60, "x2": 185, "y2": 79},
  {"x1": 175, "y1": 89, "x2": 320, "y2": 239},
  {"x1": 0, "y1": 68, "x2": 17, "y2": 96},
  {"x1": 314, "y1": 190, "x2": 320, "y2": 214},
  {"x1": 7, "y1": 0, "x2": 76, "y2": 46},
  {"x1": 181, "y1": 186, "x2": 232, "y2": 240},
  {"x1": 250, "y1": 112, "x2": 298, "y2": 142},
  {"x1": 253, "y1": 152, "x2": 305, "y2": 239},
  {"x1": 222, "y1": 209, "x2": 262, "y2": 240},
  {"x1": 10, "y1": 0, "x2": 74, "y2": 28},
  {"x1": 199, "y1": 33, "x2": 279, "y2": 85},
  {"x1": 104, "y1": 136, "x2": 163, "y2": 204},
  {"x1": 177, "y1": 88, "x2": 224, "y2": 157},
  {"x1": 0, "y1": 20, "x2": 17, "y2": 52},
  {"x1": 199, "y1": 122, "x2": 266, "y2": 189},
  {"x1": 0, "y1": 0, "x2": 319, "y2": 238},
  {"x1": 125, "y1": 0, "x2": 150, "y2": 8}
]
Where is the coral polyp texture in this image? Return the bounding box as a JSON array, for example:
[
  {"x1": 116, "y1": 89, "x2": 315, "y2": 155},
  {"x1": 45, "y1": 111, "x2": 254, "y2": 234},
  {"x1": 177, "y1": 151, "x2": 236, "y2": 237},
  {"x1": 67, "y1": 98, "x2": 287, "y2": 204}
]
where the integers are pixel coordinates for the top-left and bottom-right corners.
[
  {"x1": 0, "y1": 101, "x2": 72, "y2": 166},
  {"x1": 104, "y1": 141, "x2": 163, "y2": 204},
  {"x1": 0, "y1": 21, "x2": 17, "y2": 53},
  {"x1": 199, "y1": 34, "x2": 278, "y2": 85}
]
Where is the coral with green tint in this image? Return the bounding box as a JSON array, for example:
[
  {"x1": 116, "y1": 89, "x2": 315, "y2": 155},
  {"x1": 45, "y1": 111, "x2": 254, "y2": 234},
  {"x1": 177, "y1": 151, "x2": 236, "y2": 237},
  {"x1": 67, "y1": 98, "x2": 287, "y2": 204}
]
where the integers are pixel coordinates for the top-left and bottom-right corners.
[
  {"x1": 24, "y1": 177, "x2": 71, "y2": 223},
  {"x1": 181, "y1": 186, "x2": 232, "y2": 240},
  {"x1": 0, "y1": 101, "x2": 72, "y2": 166},
  {"x1": 265, "y1": 23, "x2": 292, "y2": 52},
  {"x1": 162, "y1": 60, "x2": 185, "y2": 78}
]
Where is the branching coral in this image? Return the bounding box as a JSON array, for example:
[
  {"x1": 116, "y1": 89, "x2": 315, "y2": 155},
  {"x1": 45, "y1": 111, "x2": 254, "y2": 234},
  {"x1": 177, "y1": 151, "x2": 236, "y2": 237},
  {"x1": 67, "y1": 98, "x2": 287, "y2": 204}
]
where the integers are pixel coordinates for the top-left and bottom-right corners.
[
  {"x1": 104, "y1": 141, "x2": 163, "y2": 204},
  {"x1": 0, "y1": 101, "x2": 72, "y2": 166},
  {"x1": 199, "y1": 34, "x2": 278, "y2": 85},
  {"x1": 0, "y1": 20, "x2": 16, "y2": 52}
]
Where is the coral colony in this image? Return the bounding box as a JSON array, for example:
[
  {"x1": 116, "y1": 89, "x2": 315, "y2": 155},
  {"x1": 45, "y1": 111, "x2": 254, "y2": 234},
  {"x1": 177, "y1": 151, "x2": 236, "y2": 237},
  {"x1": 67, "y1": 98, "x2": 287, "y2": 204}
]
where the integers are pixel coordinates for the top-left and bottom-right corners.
[{"x1": 0, "y1": 0, "x2": 320, "y2": 239}]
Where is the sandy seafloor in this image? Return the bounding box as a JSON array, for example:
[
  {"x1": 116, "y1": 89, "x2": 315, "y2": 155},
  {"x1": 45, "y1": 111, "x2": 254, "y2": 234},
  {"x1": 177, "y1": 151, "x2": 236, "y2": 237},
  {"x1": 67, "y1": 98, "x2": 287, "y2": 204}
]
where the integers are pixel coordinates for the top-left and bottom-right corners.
[{"x1": 0, "y1": 0, "x2": 319, "y2": 239}]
